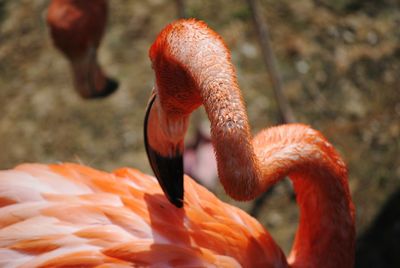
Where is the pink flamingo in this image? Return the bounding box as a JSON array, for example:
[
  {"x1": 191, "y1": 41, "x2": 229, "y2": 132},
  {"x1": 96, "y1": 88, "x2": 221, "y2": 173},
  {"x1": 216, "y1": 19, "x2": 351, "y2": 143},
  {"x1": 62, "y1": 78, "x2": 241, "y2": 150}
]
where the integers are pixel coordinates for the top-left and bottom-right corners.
[
  {"x1": 144, "y1": 19, "x2": 355, "y2": 267},
  {"x1": 47, "y1": 0, "x2": 118, "y2": 99},
  {"x1": 0, "y1": 19, "x2": 355, "y2": 267}
]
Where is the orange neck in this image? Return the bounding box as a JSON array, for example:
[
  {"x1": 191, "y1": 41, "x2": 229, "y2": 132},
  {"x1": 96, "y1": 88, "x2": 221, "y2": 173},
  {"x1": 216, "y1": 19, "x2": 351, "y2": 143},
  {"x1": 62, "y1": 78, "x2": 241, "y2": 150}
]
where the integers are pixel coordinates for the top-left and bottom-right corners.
[
  {"x1": 290, "y1": 168, "x2": 355, "y2": 267},
  {"x1": 199, "y1": 75, "x2": 355, "y2": 267},
  {"x1": 252, "y1": 125, "x2": 355, "y2": 267}
]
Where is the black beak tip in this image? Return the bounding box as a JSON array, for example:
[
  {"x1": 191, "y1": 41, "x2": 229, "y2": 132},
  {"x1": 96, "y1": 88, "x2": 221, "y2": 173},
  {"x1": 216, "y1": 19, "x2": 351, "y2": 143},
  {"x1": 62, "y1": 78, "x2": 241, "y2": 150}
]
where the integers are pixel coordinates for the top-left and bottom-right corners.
[
  {"x1": 86, "y1": 77, "x2": 119, "y2": 99},
  {"x1": 144, "y1": 94, "x2": 184, "y2": 208},
  {"x1": 100, "y1": 77, "x2": 119, "y2": 98},
  {"x1": 170, "y1": 196, "x2": 184, "y2": 208},
  {"x1": 146, "y1": 146, "x2": 184, "y2": 208}
]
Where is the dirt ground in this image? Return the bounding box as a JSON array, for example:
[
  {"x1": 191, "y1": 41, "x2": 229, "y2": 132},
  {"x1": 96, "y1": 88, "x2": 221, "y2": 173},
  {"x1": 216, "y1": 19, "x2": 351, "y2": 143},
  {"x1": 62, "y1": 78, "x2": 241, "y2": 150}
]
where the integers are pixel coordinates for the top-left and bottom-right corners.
[{"x1": 1, "y1": 0, "x2": 399, "y2": 263}]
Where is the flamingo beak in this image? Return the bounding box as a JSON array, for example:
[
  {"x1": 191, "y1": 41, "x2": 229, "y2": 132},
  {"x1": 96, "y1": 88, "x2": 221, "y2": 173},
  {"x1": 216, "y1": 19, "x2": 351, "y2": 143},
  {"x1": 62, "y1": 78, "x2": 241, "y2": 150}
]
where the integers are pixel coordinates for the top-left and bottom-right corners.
[
  {"x1": 144, "y1": 94, "x2": 184, "y2": 208},
  {"x1": 92, "y1": 77, "x2": 119, "y2": 99}
]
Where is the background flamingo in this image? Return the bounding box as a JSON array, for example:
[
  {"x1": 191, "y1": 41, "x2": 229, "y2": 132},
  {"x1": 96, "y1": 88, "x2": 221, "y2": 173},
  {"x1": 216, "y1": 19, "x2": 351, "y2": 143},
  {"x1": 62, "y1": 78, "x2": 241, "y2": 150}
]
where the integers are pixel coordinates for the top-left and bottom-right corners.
[
  {"x1": 47, "y1": 0, "x2": 118, "y2": 99},
  {"x1": 183, "y1": 122, "x2": 218, "y2": 190},
  {"x1": 0, "y1": 19, "x2": 355, "y2": 267}
]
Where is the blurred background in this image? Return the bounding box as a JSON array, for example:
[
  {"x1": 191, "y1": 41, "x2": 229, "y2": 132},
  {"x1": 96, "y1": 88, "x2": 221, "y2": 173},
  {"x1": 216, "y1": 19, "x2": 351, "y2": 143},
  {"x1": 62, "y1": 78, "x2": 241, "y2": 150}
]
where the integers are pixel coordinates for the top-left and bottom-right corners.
[{"x1": 0, "y1": 0, "x2": 399, "y2": 266}]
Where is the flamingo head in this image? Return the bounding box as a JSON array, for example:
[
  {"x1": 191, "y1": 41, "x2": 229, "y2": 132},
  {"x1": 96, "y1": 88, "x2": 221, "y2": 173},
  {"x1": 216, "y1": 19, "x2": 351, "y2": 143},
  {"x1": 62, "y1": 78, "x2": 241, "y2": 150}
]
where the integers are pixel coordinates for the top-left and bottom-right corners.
[{"x1": 143, "y1": 19, "x2": 209, "y2": 207}]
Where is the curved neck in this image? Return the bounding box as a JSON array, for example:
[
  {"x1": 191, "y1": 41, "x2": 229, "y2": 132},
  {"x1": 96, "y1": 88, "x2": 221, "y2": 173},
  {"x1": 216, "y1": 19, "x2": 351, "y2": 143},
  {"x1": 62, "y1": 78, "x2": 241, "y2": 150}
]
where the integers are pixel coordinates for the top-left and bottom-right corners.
[
  {"x1": 199, "y1": 75, "x2": 355, "y2": 266},
  {"x1": 253, "y1": 126, "x2": 355, "y2": 267},
  {"x1": 151, "y1": 19, "x2": 355, "y2": 267},
  {"x1": 200, "y1": 77, "x2": 264, "y2": 200}
]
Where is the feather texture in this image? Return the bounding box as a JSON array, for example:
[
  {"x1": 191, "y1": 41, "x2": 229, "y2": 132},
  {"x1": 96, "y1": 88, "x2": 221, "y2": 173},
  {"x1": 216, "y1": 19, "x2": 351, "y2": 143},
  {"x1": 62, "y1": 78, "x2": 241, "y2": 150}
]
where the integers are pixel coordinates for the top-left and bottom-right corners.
[{"x1": 0, "y1": 164, "x2": 286, "y2": 267}]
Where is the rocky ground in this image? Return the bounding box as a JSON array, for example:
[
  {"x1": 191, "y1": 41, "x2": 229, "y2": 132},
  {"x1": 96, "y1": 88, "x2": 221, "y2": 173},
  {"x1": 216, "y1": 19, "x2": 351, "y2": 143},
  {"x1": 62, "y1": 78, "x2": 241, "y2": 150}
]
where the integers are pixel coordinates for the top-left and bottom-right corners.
[{"x1": 1, "y1": 0, "x2": 399, "y2": 263}]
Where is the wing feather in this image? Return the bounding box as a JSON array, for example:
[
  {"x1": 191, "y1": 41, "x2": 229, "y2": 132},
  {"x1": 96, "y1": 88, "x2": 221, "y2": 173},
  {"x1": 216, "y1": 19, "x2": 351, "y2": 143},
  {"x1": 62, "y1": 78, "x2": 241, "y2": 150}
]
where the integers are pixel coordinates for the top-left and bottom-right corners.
[{"x1": 0, "y1": 163, "x2": 284, "y2": 267}]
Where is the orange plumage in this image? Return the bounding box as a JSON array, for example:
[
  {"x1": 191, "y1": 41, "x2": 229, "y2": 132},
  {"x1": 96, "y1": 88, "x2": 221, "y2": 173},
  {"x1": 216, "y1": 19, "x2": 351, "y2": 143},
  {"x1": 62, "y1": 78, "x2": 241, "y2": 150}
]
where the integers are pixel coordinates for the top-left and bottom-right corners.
[{"x1": 0, "y1": 163, "x2": 286, "y2": 267}]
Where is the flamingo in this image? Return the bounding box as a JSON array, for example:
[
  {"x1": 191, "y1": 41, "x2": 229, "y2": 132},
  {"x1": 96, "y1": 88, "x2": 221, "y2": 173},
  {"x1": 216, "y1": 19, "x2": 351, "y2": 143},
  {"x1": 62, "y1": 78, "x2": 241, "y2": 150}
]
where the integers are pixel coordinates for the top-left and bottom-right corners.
[
  {"x1": 47, "y1": 0, "x2": 118, "y2": 99},
  {"x1": 0, "y1": 19, "x2": 355, "y2": 267}
]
